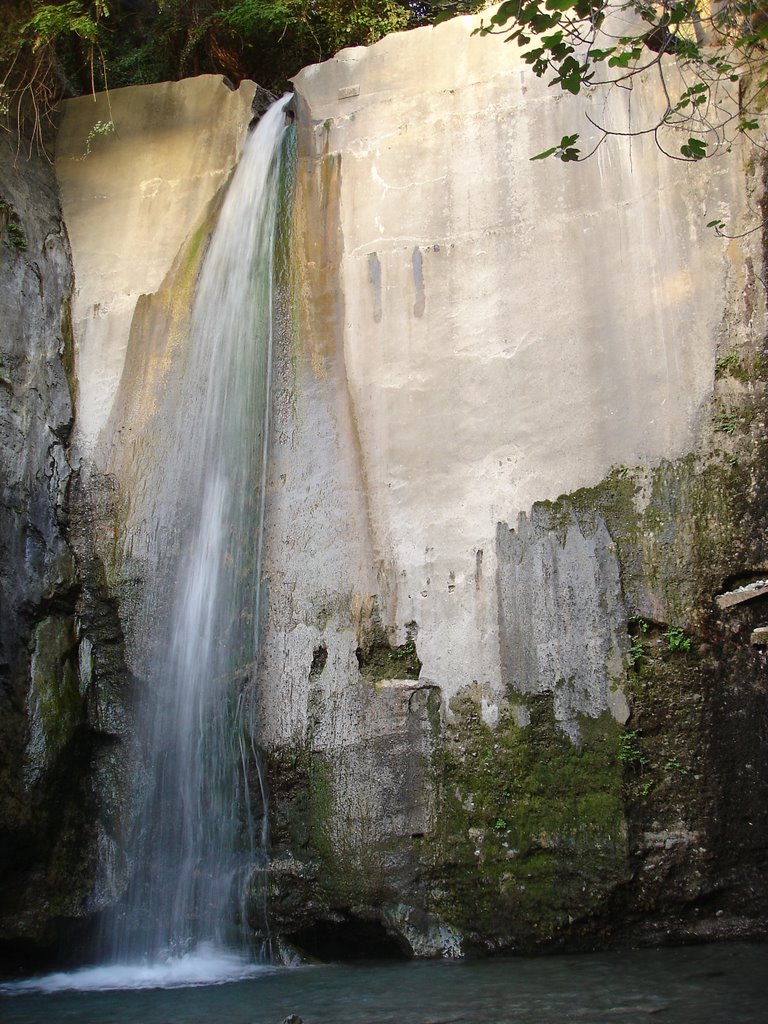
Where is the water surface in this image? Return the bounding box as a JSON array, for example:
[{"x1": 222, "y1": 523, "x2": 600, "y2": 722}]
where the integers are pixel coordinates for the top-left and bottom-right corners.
[{"x1": 2, "y1": 941, "x2": 766, "y2": 1024}]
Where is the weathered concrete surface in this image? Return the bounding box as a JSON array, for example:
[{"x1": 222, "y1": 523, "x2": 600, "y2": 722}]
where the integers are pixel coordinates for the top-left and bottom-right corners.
[
  {"x1": 290, "y1": 16, "x2": 750, "y2": 723},
  {"x1": 258, "y1": 13, "x2": 768, "y2": 953},
  {"x1": 56, "y1": 76, "x2": 257, "y2": 454}
]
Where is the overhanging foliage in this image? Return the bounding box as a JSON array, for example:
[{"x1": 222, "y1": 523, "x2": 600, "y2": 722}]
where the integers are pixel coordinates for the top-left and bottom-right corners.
[
  {"x1": 0, "y1": 0, "x2": 484, "y2": 151},
  {"x1": 476, "y1": 0, "x2": 768, "y2": 163}
]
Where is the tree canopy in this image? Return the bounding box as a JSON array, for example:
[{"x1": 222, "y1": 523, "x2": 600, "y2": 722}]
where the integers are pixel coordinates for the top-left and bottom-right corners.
[
  {"x1": 2, "y1": 0, "x2": 767, "y2": 179},
  {"x1": 0, "y1": 0, "x2": 482, "y2": 145}
]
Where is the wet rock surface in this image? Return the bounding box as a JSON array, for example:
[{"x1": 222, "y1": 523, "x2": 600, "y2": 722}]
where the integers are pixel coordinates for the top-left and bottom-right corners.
[
  {"x1": 0, "y1": 130, "x2": 83, "y2": 965},
  {"x1": 0, "y1": 132, "x2": 127, "y2": 970}
]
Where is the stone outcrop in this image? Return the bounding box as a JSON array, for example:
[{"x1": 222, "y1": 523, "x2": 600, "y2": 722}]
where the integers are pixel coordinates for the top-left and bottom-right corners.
[
  {"x1": 52, "y1": 78, "x2": 261, "y2": 931},
  {"x1": 0, "y1": 78, "x2": 260, "y2": 968},
  {"x1": 0, "y1": 130, "x2": 92, "y2": 966},
  {"x1": 3, "y1": 13, "x2": 768, "y2": 966},
  {"x1": 55, "y1": 75, "x2": 258, "y2": 456}
]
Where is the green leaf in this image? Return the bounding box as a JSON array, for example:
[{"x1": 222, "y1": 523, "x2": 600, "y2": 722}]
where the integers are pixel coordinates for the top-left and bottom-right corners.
[
  {"x1": 680, "y1": 137, "x2": 707, "y2": 160},
  {"x1": 25, "y1": 2, "x2": 101, "y2": 47},
  {"x1": 491, "y1": 0, "x2": 522, "y2": 24},
  {"x1": 608, "y1": 48, "x2": 642, "y2": 68},
  {"x1": 531, "y1": 133, "x2": 581, "y2": 161},
  {"x1": 589, "y1": 46, "x2": 616, "y2": 61},
  {"x1": 549, "y1": 54, "x2": 587, "y2": 94},
  {"x1": 531, "y1": 146, "x2": 558, "y2": 160},
  {"x1": 523, "y1": 46, "x2": 546, "y2": 63},
  {"x1": 541, "y1": 30, "x2": 564, "y2": 47}
]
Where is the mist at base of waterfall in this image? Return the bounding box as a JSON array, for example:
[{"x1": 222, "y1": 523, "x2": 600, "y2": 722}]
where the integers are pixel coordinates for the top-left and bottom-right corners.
[
  {"x1": 0, "y1": 943, "x2": 270, "y2": 993},
  {"x1": 2, "y1": 941, "x2": 767, "y2": 1024}
]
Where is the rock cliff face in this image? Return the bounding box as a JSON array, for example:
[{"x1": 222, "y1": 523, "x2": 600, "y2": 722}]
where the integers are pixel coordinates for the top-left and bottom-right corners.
[
  {"x1": 262, "y1": 16, "x2": 768, "y2": 953},
  {"x1": 0, "y1": 79, "x2": 261, "y2": 969},
  {"x1": 0, "y1": 132, "x2": 95, "y2": 966},
  {"x1": 2, "y1": 11, "x2": 768, "y2": 965}
]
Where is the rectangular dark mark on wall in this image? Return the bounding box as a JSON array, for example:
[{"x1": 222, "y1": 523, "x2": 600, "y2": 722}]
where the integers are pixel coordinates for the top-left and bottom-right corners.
[
  {"x1": 412, "y1": 246, "x2": 425, "y2": 318},
  {"x1": 368, "y1": 252, "x2": 382, "y2": 323},
  {"x1": 475, "y1": 549, "x2": 483, "y2": 590}
]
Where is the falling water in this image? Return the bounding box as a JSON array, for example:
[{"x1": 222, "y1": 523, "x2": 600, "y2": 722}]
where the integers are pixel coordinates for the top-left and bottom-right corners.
[{"x1": 105, "y1": 94, "x2": 293, "y2": 970}]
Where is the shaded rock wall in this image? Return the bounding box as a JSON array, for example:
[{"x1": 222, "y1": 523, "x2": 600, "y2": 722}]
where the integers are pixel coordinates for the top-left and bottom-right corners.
[{"x1": 0, "y1": 133, "x2": 97, "y2": 967}]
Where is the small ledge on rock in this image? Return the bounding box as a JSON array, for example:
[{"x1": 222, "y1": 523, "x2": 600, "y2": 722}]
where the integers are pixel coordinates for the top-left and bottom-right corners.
[
  {"x1": 715, "y1": 579, "x2": 768, "y2": 609},
  {"x1": 750, "y1": 626, "x2": 768, "y2": 645},
  {"x1": 373, "y1": 679, "x2": 426, "y2": 691}
]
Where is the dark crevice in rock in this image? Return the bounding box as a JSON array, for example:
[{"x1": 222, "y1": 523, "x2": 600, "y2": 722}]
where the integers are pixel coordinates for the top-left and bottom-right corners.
[
  {"x1": 720, "y1": 570, "x2": 768, "y2": 593},
  {"x1": 308, "y1": 644, "x2": 327, "y2": 681},
  {"x1": 0, "y1": 129, "x2": 131, "y2": 969},
  {"x1": 287, "y1": 915, "x2": 409, "y2": 962},
  {"x1": 19, "y1": 583, "x2": 81, "y2": 624}
]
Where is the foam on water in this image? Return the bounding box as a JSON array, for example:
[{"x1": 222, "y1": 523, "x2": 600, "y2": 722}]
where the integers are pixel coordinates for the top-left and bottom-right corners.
[{"x1": 1, "y1": 944, "x2": 272, "y2": 994}]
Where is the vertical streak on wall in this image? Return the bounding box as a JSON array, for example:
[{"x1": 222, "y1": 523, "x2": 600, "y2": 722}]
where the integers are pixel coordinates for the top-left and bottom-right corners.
[
  {"x1": 368, "y1": 252, "x2": 383, "y2": 323},
  {"x1": 291, "y1": 103, "x2": 392, "y2": 617},
  {"x1": 412, "y1": 247, "x2": 425, "y2": 319},
  {"x1": 294, "y1": 126, "x2": 345, "y2": 373}
]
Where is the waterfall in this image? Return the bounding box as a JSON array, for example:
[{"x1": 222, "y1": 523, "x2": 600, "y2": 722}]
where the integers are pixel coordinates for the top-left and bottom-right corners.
[{"x1": 106, "y1": 94, "x2": 293, "y2": 967}]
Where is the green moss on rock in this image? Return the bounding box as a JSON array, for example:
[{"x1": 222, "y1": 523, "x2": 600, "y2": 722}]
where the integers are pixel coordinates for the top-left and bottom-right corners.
[
  {"x1": 424, "y1": 691, "x2": 628, "y2": 947},
  {"x1": 484, "y1": 353, "x2": 768, "y2": 943},
  {"x1": 356, "y1": 620, "x2": 422, "y2": 682},
  {"x1": 0, "y1": 196, "x2": 26, "y2": 251},
  {"x1": 26, "y1": 616, "x2": 83, "y2": 784}
]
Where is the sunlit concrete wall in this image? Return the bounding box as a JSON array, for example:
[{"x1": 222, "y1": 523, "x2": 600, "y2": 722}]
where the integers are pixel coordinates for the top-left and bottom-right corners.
[
  {"x1": 272, "y1": 13, "x2": 754, "y2": 730},
  {"x1": 56, "y1": 76, "x2": 256, "y2": 455}
]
